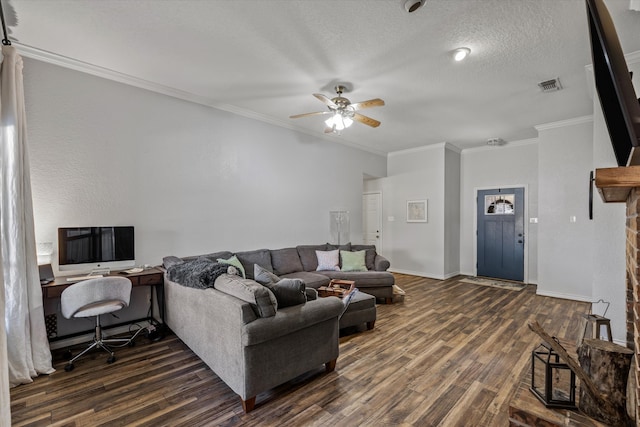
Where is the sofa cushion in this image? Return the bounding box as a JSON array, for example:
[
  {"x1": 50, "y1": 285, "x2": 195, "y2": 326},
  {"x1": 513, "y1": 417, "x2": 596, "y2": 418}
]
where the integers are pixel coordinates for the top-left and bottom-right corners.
[
  {"x1": 270, "y1": 247, "x2": 304, "y2": 276},
  {"x1": 351, "y1": 245, "x2": 377, "y2": 270},
  {"x1": 266, "y1": 278, "x2": 307, "y2": 308},
  {"x1": 217, "y1": 255, "x2": 246, "y2": 278},
  {"x1": 235, "y1": 249, "x2": 273, "y2": 279},
  {"x1": 254, "y1": 264, "x2": 280, "y2": 285},
  {"x1": 340, "y1": 250, "x2": 367, "y2": 272},
  {"x1": 296, "y1": 244, "x2": 328, "y2": 271},
  {"x1": 326, "y1": 242, "x2": 352, "y2": 252},
  {"x1": 316, "y1": 249, "x2": 340, "y2": 271},
  {"x1": 314, "y1": 270, "x2": 395, "y2": 287},
  {"x1": 280, "y1": 271, "x2": 331, "y2": 289},
  {"x1": 214, "y1": 274, "x2": 277, "y2": 318},
  {"x1": 167, "y1": 257, "x2": 228, "y2": 289}
]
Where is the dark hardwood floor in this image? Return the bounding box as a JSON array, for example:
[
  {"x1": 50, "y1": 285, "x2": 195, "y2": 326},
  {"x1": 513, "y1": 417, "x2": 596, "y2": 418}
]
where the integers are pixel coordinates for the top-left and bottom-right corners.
[{"x1": 10, "y1": 274, "x2": 590, "y2": 426}]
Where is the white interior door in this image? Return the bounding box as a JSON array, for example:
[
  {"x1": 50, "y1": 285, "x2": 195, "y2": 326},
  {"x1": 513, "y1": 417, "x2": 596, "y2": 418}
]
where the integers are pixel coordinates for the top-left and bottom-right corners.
[{"x1": 363, "y1": 192, "x2": 382, "y2": 249}]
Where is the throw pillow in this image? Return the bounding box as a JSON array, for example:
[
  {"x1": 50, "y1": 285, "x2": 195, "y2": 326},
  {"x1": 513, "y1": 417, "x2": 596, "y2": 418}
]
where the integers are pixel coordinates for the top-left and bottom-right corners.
[
  {"x1": 305, "y1": 287, "x2": 318, "y2": 301},
  {"x1": 315, "y1": 249, "x2": 340, "y2": 271},
  {"x1": 217, "y1": 255, "x2": 246, "y2": 278},
  {"x1": 254, "y1": 264, "x2": 280, "y2": 285},
  {"x1": 214, "y1": 274, "x2": 277, "y2": 317},
  {"x1": 268, "y1": 278, "x2": 307, "y2": 308},
  {"x1": 340, "y1": 250, "x2": 367, "y2": 272}
]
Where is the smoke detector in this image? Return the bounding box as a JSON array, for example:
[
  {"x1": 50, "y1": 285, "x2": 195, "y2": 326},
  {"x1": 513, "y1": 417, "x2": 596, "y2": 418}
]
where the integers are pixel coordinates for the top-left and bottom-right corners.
[
  {"x1": 538, "y1": 78, "x2": 562, "y2": 92},
  {"x1": 486, "y1": 138, "x2": 506, "y2": 146},
  {"x1": 404, "y1": 0, "x2": 426, "y2": 13}
]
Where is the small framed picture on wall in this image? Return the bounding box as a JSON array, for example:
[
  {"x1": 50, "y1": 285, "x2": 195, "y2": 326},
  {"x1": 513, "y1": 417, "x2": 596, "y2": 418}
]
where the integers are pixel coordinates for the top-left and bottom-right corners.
[{"x1": 407, "y1": 200, "x2": 427, "y2": 223}]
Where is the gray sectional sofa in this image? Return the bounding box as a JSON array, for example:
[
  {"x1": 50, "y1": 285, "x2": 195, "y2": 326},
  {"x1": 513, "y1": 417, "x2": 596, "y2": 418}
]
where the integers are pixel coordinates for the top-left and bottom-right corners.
[
  {"x1": 187, "y1": 243, "x2": 395, "y2": 302},
  {"x1": 161, "y1": 243, "x2": 393, "y2": 412}
]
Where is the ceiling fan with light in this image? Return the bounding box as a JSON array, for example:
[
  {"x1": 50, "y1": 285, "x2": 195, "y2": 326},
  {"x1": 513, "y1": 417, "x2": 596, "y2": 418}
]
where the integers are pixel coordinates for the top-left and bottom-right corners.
[{"x1": 290, "y1": 85, "x2": 385, "y2": 134}]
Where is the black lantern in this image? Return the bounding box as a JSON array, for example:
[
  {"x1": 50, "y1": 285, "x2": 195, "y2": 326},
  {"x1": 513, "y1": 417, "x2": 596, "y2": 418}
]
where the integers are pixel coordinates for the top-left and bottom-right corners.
[{"x1": 530, "y1": 342, "x2": 576, "y2": 409}]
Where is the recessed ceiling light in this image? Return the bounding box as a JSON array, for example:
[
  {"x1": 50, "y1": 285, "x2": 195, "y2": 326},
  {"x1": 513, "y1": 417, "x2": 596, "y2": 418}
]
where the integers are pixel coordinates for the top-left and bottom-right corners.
[{"x1": 453, "y1": 47, "x2": 471, "y2": 62}]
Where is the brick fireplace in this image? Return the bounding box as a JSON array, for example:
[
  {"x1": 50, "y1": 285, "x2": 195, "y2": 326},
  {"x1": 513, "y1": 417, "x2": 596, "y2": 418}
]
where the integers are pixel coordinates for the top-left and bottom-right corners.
[{"x1": 627, "y1": 188, "x2": 640, "y2": 421}]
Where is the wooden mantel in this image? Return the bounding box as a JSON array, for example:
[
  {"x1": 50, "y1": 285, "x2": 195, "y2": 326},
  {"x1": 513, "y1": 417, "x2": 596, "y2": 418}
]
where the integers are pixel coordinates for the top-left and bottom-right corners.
[{"x1": 595, "y1": 165, "x2": 640, "y2": 202}]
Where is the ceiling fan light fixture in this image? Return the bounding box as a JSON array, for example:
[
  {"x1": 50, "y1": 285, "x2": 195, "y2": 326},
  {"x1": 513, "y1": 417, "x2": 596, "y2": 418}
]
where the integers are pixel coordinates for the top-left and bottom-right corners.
[
  {"x1": 453, "y1": 47, "x2": 471, "y2": 62},
  {"x1": 325, "y1": 113, "x2": 353, "y2": 131}
]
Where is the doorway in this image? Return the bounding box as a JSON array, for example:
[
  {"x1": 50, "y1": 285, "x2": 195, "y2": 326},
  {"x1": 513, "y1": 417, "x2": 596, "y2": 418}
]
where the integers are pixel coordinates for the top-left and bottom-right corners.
[
  {"x1": 363, "y1": 192, "x2": 382, "y2": 249},
  {"x1": 476, "y1": 187, "x2": 525, "y2": 282}
]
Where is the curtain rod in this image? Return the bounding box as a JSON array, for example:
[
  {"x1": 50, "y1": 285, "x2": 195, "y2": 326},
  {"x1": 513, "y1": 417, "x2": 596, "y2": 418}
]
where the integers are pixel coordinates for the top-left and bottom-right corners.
[{"x1": 0, "y1": 0, "x2": 11, "y2": 46}]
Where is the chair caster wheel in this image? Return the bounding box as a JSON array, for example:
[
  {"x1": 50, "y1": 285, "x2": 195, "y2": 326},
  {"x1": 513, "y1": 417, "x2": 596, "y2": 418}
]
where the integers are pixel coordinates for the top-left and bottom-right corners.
[
  {"x1": 107, "y1": 355, "x2": 116, "y2": 364},
  {"x1": 64, "y1": 363, "x2": 74, "y2": 372}
]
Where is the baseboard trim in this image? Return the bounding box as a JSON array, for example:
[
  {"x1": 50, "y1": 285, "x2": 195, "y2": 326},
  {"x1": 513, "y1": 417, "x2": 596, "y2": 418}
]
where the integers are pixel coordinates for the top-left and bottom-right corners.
[
  {"x1": 388, "y1": 268, "x2": 440, "y2": 280},
  {"x1": 536, "y1": 289, "x2": 592, "y2": 303}
]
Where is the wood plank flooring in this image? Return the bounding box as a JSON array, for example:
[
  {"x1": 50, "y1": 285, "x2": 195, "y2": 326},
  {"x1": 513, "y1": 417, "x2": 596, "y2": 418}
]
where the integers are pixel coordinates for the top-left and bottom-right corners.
[{"x1": 10, "y1": 274, "x2": 591, "y2": 426}]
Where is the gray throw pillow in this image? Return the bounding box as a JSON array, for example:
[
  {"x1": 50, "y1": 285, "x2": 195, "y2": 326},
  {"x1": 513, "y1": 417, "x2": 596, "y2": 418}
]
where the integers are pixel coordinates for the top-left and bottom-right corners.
[
  {"x1": 214, "y1": 274, "x2": 277, "y2": 317},
  {"x1": 254, "y1": 264, "x2": 280, "y2": 285},
  {"x1": 266, "y1": 278, "x2": 307, "y2": 308},
  {"x1": 305, "y1": 288, "x2": 318, "y2": 301}
]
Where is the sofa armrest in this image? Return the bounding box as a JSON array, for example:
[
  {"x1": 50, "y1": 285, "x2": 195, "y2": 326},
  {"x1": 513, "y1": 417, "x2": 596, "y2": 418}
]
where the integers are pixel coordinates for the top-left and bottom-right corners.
[
  {"x1": 374, "y1": 254, "x2": 390, "y2": 271},
  {"x1": 242, "y1": 297, "x2": 343, "y2": 346}
]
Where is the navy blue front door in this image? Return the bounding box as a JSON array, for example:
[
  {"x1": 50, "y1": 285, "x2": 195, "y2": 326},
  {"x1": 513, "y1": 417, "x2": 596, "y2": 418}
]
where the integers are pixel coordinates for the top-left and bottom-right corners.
[{"x1": 477, "y1": 188, "x2": 524, "y2": 281}]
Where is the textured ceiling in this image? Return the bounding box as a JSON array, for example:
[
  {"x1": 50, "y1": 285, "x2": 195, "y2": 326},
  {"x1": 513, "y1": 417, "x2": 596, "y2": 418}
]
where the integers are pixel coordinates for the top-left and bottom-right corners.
[{"x1": 6, "y1": 0, "x2": 640, "y2": 154}]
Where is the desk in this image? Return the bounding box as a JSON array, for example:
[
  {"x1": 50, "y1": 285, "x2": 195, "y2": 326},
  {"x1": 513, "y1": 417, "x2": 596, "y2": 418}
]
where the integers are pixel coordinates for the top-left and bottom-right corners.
[{"x1": 42, "y1": 267, "x2": 165, "y2": 342}]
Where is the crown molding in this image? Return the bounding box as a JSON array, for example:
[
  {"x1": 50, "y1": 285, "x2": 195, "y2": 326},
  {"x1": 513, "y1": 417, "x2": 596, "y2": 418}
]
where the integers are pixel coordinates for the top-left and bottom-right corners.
[
  {"x1": 388, "y1": 141, "x2": 450, "y2": 157},
  {"x1": 534, "y1": 115, "x2": 593, "y2": 132},
  {"x1": 14, "y1": 42, "x2": 387, "y2": 157}
]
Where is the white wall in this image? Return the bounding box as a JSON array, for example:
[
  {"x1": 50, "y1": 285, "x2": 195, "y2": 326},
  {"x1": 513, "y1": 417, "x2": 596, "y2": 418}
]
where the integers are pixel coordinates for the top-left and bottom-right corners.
[
  {"x1": 536, "y1": 118, "x2": 594, "y2": 301},
  {"x1": 23, "y1": 58, "x2": 387, "y2": 272},
  {"x1": 444, "y1": 148, "x2": 461, "y2": 277},
  {"x1": 459, "y1": 140, "x2": 539, "y2": 282},
  {"x1": 363, "y1": 143, "x2": 462, "y2": 279}
]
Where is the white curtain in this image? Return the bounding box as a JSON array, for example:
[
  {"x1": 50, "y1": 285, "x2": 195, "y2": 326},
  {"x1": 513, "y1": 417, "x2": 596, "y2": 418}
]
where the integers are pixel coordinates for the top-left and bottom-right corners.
[
  {"x1": 1, "y1": 257, "x2": 9, "y2": 427},
  {"x1": 0, "y1": 44, "x2": 53, "y2": 405}
]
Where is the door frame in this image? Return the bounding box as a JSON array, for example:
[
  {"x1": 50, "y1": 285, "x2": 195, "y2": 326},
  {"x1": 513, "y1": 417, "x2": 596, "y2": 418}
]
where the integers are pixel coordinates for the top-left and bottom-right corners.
[
  {"x1": 473, "y1": 184, "x2": 529, "y2": 283},
  {"x1": 363, "y1": 191, "x2": 383, "y2": 250}
]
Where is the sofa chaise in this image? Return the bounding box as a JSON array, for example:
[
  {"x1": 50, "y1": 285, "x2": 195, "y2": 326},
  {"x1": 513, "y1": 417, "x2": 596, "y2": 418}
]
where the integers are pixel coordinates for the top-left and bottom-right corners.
[{"x1": 164, "y1": 267, "x2": 344, "y2": 412}]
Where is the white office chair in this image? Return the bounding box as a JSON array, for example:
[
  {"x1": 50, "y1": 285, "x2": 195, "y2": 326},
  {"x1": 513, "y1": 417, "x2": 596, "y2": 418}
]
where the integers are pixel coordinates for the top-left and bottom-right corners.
[{"x1": 61, "y1": 276, "x2": 132, "y2": 371}]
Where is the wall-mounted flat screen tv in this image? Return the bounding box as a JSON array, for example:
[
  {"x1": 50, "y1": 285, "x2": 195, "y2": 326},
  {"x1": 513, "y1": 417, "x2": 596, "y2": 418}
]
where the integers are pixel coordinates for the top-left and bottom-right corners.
[
  {"x1": 58, "y1": 226, "x2": 135, "y2": 272},
  {"x1": 586, "y1": 0, "x2": 640, "y2": 167}
]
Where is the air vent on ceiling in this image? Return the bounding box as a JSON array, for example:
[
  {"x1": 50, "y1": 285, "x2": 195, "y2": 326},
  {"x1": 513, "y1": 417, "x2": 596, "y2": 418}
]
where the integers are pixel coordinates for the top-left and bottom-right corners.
[
  {"x1": 486, "y1": 138, "x2": 506, "y2": 146},
  {"x1": 538, "y1": 78, "x2": 562, "y2": 92}
]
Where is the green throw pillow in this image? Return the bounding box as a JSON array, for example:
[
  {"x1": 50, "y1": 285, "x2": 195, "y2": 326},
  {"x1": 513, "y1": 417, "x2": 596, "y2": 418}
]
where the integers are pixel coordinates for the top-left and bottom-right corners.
[
  {"x1": 340, "y1": 250, "x2": 367, "y2": 272},
  {"x1": 217, "y1": 255, "x2": 246, "y2": 278}
]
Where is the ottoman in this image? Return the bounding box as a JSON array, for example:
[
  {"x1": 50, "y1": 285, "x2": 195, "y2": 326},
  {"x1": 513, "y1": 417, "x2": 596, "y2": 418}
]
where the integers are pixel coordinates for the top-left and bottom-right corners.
[{"x1": 339, "y1": 291, "x2": 376, "y2": 330}]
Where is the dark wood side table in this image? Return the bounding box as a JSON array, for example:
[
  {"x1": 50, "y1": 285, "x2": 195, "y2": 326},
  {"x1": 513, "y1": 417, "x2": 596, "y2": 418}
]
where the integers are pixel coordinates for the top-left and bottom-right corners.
[{"x1": 41, "y1": 267, "x2": 165, "y2": 342}]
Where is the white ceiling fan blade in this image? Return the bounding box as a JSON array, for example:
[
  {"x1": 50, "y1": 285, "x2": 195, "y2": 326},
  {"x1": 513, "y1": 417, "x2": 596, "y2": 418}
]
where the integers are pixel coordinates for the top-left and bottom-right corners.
[
  {"x1": 313, "y1": 93, "x2": 338, "y2": 109},
  {"x1": 290, "y1": 111, "x2": 332, "y2": 119}
]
